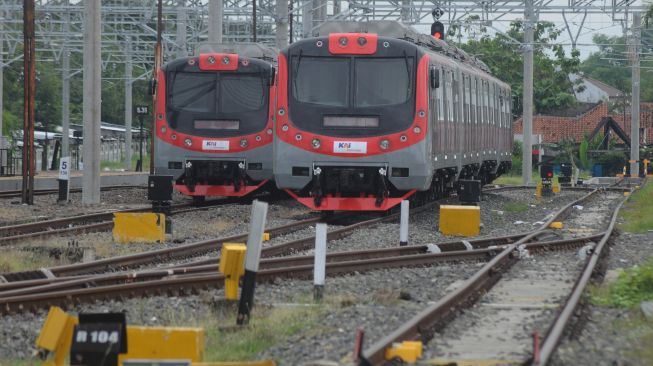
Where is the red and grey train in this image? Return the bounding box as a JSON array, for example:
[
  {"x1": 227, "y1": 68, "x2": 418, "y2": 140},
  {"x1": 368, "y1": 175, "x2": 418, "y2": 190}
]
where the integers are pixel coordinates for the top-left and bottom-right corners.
[
  {"x1": 154, "y1": 44, "x2": 276, "y2": 203},
  {"x1": 273, "y1": 21, "x2": 512, "y2": 211}
]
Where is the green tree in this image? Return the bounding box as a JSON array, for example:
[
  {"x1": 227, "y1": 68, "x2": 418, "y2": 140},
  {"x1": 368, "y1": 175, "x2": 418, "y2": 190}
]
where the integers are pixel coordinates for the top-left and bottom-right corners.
[{"x1": 458, "y1": 20, "x2": 582, "y2": 115}]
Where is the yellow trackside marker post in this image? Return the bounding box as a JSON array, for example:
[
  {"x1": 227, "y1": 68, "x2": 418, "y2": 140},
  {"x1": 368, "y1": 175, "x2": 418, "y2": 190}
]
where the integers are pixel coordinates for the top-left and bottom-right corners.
[
  {"x1": 263, "y1": 232, "x2": 270, "y2": 241},
  {"x1": 219, "y1": 243, "x2": 247, "y2": 300},
  {"x1": 385, "y1": 341, "x2": 423, "y2": 363},
  {"x1": 535, "y1": 183, "x2": 542, "y2": 198},
  {"x1": 113, "y1": 212, "x2": 166, "y2": 243},
  {"x1": 624, "y1": 191, "x2": 631, "y2": 197},
  {"x1": 439, "y1": 205, "x2": 480, "y2": 236},
  {"x1": 35, "y1": 306, "x2": 79, "y2": 366},
  {"x1": 552, "y1": 183, "x2": 560, "y2": 193}
]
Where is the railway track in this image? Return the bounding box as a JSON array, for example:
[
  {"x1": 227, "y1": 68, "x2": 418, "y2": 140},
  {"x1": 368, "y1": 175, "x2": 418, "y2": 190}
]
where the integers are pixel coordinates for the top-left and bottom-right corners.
[
  {"x1": 0, "y1": 184, "x2": 145, "y2": 199},
  {"x1": 0, "y1": 196, "x2": 252, "y2": 246},
  {"x1": 0, "y1": 186, "x2": 614, "y2": 315},
  {"x1": 358, "y1": 187, "x2": 630, "y2": 365}
]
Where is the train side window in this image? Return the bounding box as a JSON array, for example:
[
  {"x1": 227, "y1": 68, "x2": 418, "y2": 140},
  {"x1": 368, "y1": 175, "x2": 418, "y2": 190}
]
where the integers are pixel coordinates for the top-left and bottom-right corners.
[
  {"x1": 464, "y1": 74, "x2": 470, "y2": 123},
  {"x1": 437, "y1": 68, "x2": 444, "y2": 121},
  {"x1": 447, "y1": 71, "x2": 454, "y2": 123},
  {"x1": 471, "y1": 76, "x2": 477, "y2": 124},
  {"x1": 430, "y1": 66, "x2": 440, "y2": 89}
]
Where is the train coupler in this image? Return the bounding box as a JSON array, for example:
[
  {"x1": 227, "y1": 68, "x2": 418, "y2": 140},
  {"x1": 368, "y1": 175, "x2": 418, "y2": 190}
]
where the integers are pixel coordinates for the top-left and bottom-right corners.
[
  {"x1": 311, "y1": 166, "x2": 323, "y2": 207},
  {"x1": 233, "y1": 161, "x2": 247, "y2": 192},
  {"x1": 375, "y1": 167, "x2": 389, "y2": 207}
]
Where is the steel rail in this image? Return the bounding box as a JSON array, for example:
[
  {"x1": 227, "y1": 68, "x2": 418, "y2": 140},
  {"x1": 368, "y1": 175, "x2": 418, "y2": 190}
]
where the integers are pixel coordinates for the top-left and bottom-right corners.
[
  {"x1": 359, "y1": 188, "x2": 602, "y2": 365},
  {"x1": 0, "y1": 185, "x2": 146, "y2": 199},
  {"x1": 532, "y1": 196, "x2": 628, "y2": 365}
]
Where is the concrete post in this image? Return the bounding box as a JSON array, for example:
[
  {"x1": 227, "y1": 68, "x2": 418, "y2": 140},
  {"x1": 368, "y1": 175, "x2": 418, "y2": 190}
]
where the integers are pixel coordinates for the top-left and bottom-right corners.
[
  {"x1": 522, "y1": 0, "x2": 534, "y2": 185},
  {"x1": 276, "y1": 0, "x2": 289, "y2": 49},
  {"x1": 0, "y1": 11, "x2": 3, "y2": 139},
  {"x1": 630, "y1": 13, "x2": 641, "y2": 177},
  {"x1": 176, "y1": 0, "x2": 187, "y2": 58},
  {"x1": 302, "y1": 0, "x2": 313, "y2": 38},
  {"x1": 313, "y1": 222, "x2": 327, "y2": 301},
  {"x1": 208, "y1": 0, "x2": 223, "y2": 43},
  {"x1": 61, "y1": 0, "x2": 70, "y2": 158},
  {"x1": 82, "y1": 0, "x2": 102, "y2": 205},
  {"x1": 124, "y1": 38, "x2": 133, "y2": 171}
]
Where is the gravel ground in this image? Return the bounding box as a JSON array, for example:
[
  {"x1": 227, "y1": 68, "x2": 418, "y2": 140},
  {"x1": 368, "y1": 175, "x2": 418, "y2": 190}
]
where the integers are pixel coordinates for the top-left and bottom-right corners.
[
  {"x1": 0, "y1": 187, "x2": 157, "y2": 224},
  {"x1": 0, "y1": 187, "x2": 608, "y2": 363},
  {"x1": 1, "y1": 198, "x2": 312, "y2": 271}
]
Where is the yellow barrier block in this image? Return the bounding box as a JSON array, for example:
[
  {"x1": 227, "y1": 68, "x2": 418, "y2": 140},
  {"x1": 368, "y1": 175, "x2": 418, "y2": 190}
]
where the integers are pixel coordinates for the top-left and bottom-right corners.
[
  {"x1": 36, "y1": 306, "x2": 79, "y2": 366},
  {"x1": 439, "y1": 205, "x2": 480, "y2": 236},
  {"x1": 624, "y1": 191, "x2": 631, "y2": 197},
  {"x1": 193, "y1": 362, "x2": 276, "y2": 366},
  {"x1": 385, "y1": 341, "x2": 423, "y2": 363},
  {"x1": 535, "y1": 183, "x2": 542, "y2": 198},
  {"x1": 219, "y1": 243, "x2": 247, "y2": 300},
  {"x1": 113, "y1": 213, "x2": 165, "y2": 244},
  {"x1": 552, "y1": 183, "x2": 560, "y2": 193},
  {"x1": 119, "y1": 326, "x2": 204, "y2": 365},
  {"x1": 263, "y1": 232, "x2": 270, "y2": 241},
  {"x1": 549, "y1": 221, "x2": 564, "y2": 229}
]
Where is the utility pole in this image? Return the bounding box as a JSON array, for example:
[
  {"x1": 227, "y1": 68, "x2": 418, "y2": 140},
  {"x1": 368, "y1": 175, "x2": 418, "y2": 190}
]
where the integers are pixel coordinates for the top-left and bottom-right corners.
[
  {"x1": 82, "y1": 0, "x2": 101, "y2": 204},
  {"x1": 630, "y1": 12, "x2": 641, "y2": 177},
  {"x1": 61, "y1": 0, "x2": 70, "y2": 159},
  {"x1": 152, "y1": 0, "x2": 163, "y2": 175},
  {"x1": 252, "y1": 0, "x2": 257, "y2": 42},
  {"x1": 522, "y1": 0, "x2": 534, "y2": 185},
  {"x1": 276, "y1": 0, "x2": 289, "y2": 49},
  {"x1": 208, "y1": 0, "x2": 223, "y2": 43},
  {"x1": 0, "y1": 9, "x2": 4, "y2": 140},
  {"x1": 22, "y1": 0, "x2": 36, "y2": 205},
  {"x1": 302, "y1": 0, "x2": 313, "y2": 38},
  {"x1": 176, "y1": 0, "x2": 187, "y2": 58},
  {"x1": 124, "y1": 38, "x2": 133, "y2": 171}
]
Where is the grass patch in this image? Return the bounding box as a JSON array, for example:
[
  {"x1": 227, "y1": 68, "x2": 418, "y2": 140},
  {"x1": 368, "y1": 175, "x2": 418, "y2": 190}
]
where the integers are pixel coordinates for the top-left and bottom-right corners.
[
  {"x1": 203, "y1": 304, "x2": 322, "y2": 362},
  {"x1": 100, "y1": 153, "x2": 150, "y2": 171},
  {"x1": 619, "y1": 182, "x2": 653, "y2": 233},
  {"x1": 0, "y1": 250, "x2": 58, "y2": 272},
  {"x1": 592, "y1": 258, "x2": 653, "y2": 308},
  {"x1": 503, "y1": 202, "x2": 529, "y2": 213}
]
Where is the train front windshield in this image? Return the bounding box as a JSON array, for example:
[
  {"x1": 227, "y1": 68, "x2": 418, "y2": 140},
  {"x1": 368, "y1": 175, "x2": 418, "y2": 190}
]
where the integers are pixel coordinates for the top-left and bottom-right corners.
[
  {"x1": 167, "y1": 71, "x2": 268, "y2": 136},
  {"x1": 289, "y1": 56, "x2": 415, "y2": 136}
]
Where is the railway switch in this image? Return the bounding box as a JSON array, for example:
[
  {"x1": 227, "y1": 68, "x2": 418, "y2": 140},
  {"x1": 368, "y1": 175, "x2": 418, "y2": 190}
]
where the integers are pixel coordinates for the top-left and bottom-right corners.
[
  {"x1": 219, "y1": 243, "x2": 247, "y2": 300},
  {"x1": 439, "y1": 205, "x2": 481, "y2": 236},
  {"x1": 113, "y1": 213, "x2": 166, "y2": 244},
  {"x1": 384, "y1": 340, "x2": 423, "y2": 363}
]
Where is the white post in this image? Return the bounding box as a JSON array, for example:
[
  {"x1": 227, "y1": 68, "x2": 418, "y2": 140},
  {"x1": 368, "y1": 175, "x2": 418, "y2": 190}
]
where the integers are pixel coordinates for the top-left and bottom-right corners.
[
  {"x1": 399, "y1": 200, "x2": 409, "y2": 246},
  {"x1": 176, "y1": 0, "x2": 188, "y2": 58},
  {"x1": 208, "y1": 0, "x2": 223, "y2": 43},
  {"x1": 237, "y1": 200, "x2": 268, "y2": 325},
  {"x1": 522, "y1": 0, "x2": 534, "y2": 185},
  {"x1": 314, "y1": 222, "x2": 327, "y2": 301},
  {"x1": 82, "y1": 0, "x2": 102, "y2": 204},
  {"x1": 61, "y1": 0, "x2": 70, "y2": 158},
  {"x1": 630, "y1": 13, "x2": 641, "y2": 178}
]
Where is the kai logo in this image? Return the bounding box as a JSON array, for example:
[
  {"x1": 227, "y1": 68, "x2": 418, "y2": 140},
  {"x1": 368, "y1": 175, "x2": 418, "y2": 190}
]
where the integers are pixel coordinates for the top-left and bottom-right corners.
[
  {"x1": 333, "y1": 141, "x2": 367, "y2": 154},
  {"x1": 202, "y1": 140, "x2": 229, "y2": 151}
]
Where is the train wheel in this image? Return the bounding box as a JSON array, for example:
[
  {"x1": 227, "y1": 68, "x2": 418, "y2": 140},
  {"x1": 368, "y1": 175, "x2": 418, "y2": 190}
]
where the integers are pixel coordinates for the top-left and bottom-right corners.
[{"x1": 192, "y1": 196, "x2": 205, "y2": 206}]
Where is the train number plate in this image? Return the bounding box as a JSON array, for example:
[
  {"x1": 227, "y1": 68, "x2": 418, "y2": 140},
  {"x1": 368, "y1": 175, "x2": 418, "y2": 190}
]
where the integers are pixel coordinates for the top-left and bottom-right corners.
[
  {"x1": 333, "y1": 141, "x2": 367, "y2": 154},
  {"x1": 202, "y1": 140, "x2": 230, "y2": 151}
]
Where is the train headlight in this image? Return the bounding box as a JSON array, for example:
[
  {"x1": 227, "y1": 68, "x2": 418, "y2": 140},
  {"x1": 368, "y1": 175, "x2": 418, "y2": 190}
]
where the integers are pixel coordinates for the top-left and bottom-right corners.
[
  {"x1": 400, "y1": 135, "x2": 407, "y2": 142},
  {"x1": 379, "y1": 139, "x2": 390, "y2": 150},
  {"x1": 240, "y1": 139, "x2": 248, "y2": 147},
  {"x1": 207, "y1": 56, "x2": 216, "y2": 64},
  {"x1": 281, "y1": 124, "x2": 289, "y2": 132},
  {"x1": 184, "y1": 138, "x2": 192, "y2": 146},
  {"x1": 160, "y1": 127, "x2": 167, "y2": 134},
  {"x1": 339, "y1": 37, "x2": 348, "y2": 46},
  {"x1": 267, "y1": 128, "x2": 273, "y2": 135},
  {"x1": 311, "y1": 138, "x2": 321, "y2": 148},
  {"x1": 413, "y1": 126, "x2": 421, "y2": 134},
  {"x1": 255, "y1": 135, "x2": 262, "y2": 142},
  {"x1": 295, "y1": 134, "x2": 303, "y2": 141},
  {"x1": 357, "y1": 37, "x2": 367, "y2": 46}
]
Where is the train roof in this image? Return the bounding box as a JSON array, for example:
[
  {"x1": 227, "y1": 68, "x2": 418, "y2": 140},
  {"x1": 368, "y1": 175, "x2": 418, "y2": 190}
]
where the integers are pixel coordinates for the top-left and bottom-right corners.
[
  {"x1": 195, "y1": 42, "x2": 278, "y2": 63},
  {"x1": 313, "y1": 20, "x2": 490, "y2": 74}
]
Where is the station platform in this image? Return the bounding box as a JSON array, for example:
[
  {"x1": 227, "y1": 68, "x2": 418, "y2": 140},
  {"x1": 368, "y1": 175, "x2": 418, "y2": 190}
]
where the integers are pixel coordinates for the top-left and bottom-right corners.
[{"x1": 0, "y1": 171, "x2": 148, "y2": 191}]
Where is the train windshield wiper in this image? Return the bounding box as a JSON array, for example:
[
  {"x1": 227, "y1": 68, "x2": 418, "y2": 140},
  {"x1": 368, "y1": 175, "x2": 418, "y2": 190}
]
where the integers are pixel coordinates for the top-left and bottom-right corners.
[
  {"x1": 291, "y1": 50, "x2": 303, "y2": 94},
  {"x1": 403, "y1": 51, "x2": 412, "y2": 98}
]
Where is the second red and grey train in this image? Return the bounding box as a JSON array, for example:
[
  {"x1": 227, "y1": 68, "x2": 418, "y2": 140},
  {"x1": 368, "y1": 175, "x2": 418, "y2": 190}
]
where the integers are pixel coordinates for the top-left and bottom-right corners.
[{"x1": 273, "y1": 21, "x2": 512, "y2": 211}]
